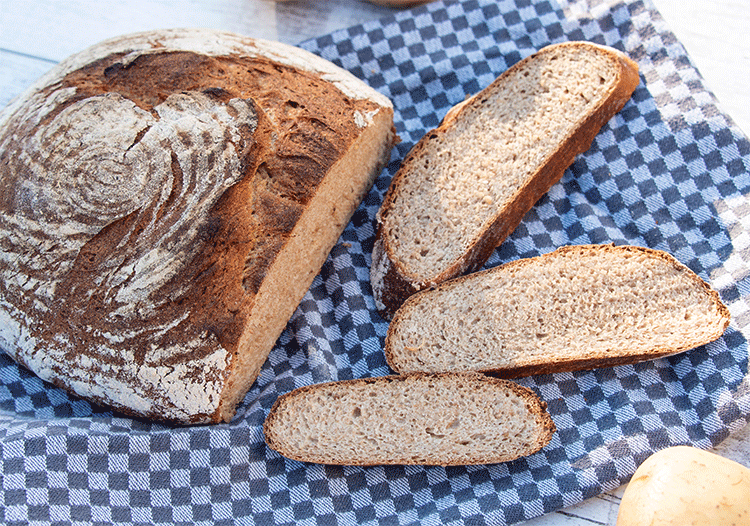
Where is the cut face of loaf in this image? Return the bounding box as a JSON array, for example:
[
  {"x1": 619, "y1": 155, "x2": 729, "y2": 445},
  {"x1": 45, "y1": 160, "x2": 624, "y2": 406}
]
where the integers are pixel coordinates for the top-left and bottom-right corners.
[
  {"x1": 385, "y1": 245, "x2": 731, "y2": 377},
  {"x1": 371, "y1": 41, "x2": 640, "y2": 317},
  {"x1": 263, "y1": 372, "x2": 556, "y2": 466},
  {"x1": 0, "y1": 29, "x2": 396, "y2": 424}
]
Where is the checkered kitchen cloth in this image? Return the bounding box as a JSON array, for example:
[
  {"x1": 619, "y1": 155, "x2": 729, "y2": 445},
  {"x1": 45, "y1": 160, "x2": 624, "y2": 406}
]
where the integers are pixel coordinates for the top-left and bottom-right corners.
[{"x1": 2, "y1": 0, "x2": 750, "y2": 524}]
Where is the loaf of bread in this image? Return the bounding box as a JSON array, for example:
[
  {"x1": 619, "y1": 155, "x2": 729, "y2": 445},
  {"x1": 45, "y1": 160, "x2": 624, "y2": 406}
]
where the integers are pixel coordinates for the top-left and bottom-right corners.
[
  {"x1": 385, "y1": 245, "x2": 730, "y2": 377},
  {"x1": 370, "y1": 42, "x2": 640, "y2": 317},
  {"x1": 0, "y1": 28, "x2": 396, "y2": 424},
  {"x1": 263, "y1": 372, "x2": 556, "y2": 466}
]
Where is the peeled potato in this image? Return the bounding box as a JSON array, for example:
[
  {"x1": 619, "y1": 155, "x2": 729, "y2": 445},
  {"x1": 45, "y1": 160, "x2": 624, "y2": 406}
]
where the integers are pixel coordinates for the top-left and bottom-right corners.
[{"x1": 617, "y1": 446, "x2": 750, "y2": 525}]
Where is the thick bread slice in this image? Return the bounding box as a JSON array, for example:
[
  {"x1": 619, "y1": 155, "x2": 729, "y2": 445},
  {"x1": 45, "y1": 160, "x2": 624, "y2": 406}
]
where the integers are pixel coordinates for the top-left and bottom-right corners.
[
  {"x1": 386, "y1": 245, "x2": 730, "y2": 377},
  {"x1": 371, "y1": 42, "x2": 640, "y2": 317},
  {"x1": 0, "y1": 28, "x2": 396, "y2": 424},
  {"x1": 263, "y1": 372, "x2": 556, "y2": 466}
]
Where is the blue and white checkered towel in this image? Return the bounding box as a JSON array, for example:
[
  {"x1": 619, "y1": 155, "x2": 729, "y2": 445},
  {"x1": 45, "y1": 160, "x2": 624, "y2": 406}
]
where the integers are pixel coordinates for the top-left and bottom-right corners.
[{"x1": 2, "y1": 0, "x2": 749, "y2": 524}]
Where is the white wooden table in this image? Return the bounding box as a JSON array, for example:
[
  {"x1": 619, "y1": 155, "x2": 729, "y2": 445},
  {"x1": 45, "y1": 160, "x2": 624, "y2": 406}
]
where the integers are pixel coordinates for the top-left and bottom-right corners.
[{"x1": 1, "y1": 1, "x2": 748, "y2": 524}]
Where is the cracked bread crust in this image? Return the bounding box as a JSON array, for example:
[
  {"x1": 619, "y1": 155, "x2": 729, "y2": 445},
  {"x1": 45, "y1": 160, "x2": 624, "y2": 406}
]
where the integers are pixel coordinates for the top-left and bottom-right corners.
[
  {"x1": 0, "y1": 28, "x2": 396, "y2": 424},
  {"x1": 371, "y1": 42, "x2": 640, "y2": 318}
]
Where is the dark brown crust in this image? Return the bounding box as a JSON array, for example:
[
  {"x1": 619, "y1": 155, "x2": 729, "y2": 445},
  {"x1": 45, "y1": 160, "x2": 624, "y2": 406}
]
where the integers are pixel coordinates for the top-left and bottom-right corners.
[
  {"x1": 263, "y1": 372, "x2": 557, "y2": 466},
  {"x1": 372, "y1": 42, "x2": 641, "y2": 318},
  {"x1": 384, "y1": 244, "x2": 731, "y2": 377},
  {"x1": 0, "y1": 30, "x2": 396, "y2": 424}
]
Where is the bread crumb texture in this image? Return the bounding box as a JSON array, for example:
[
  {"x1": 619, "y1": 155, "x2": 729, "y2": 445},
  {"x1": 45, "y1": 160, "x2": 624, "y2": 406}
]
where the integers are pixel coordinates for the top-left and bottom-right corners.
[
  {"x1": 382, "y1": 44, "x2": 622, "y2": 281},
  {"x1": 264, "y1": 373, "x2": 555, "y2": 466},
  {"x1": 386, "y1": 245, "x2": 730, "y2": 375}
]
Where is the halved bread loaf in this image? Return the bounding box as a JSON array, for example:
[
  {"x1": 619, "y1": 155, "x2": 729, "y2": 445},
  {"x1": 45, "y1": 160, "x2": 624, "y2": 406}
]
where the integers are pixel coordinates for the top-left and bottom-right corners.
[
  {"x1": 371, "y1": 42, "x2": 640, "y2": 317},
  {"x1": 385, "y1": 245, "x2": 730, "y2": 377},
  {"x1": 0, "y1": 29, "x2": 396, "y2": 424},
  {"x1": 263, "y1": 372, "x2": 556, "y2": 466}
]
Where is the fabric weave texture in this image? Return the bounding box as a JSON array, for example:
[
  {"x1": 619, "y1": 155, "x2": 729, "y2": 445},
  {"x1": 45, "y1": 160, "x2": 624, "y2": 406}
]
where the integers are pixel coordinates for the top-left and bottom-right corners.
[{"x1": 2, "y1": 0, "x2": 749, "y2": 524}]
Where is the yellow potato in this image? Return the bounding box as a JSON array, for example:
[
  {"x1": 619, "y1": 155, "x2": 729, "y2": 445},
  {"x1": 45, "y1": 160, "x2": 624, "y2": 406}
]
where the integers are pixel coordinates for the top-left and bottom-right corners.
[{"x1": 617, "y1": 445, "x2": 750, "y2": 525}]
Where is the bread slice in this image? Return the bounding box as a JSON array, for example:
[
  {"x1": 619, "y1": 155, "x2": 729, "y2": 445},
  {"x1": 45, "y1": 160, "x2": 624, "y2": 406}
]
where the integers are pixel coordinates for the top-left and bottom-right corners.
[
  {"x1": 263, "y1": 372, "x2": 556, "y2": 466},
  {"x1": 385, "y1": 245, "x2": 730, "y2": 377},
  {"x1": 370, "y1": 41, "x2": 640, "y2": 317},
  {"x1": 0, "y1": 29, "x2": 396, "y2": 424}
]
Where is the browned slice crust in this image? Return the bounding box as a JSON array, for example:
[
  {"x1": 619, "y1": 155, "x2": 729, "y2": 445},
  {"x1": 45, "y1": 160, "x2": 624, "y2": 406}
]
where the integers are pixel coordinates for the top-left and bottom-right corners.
[
  {"x1": 385, "y1": 244, "x2": 731, "y2": 377},
  {"x1": 263, "y1": 372, "x2": 556, "y2": 466},
  {"x1": 371, "y1": 41, "x2": 640, "y2": 318}
]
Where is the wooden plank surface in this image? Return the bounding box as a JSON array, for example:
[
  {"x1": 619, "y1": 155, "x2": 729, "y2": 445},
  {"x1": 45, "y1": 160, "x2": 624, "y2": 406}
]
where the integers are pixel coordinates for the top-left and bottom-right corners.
[{"x1": 0, "y1": 1, "x2": 748, "y2": 524}]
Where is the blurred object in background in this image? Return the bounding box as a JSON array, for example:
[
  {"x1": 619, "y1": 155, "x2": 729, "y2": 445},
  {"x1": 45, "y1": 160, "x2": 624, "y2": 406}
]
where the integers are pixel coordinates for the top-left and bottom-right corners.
[
  {"x1": 274, "y1": 0, "x2": 435, "y2": 5},
  {"x1": 364, "y1": 0, "x2": 435, "y2": 5}
]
